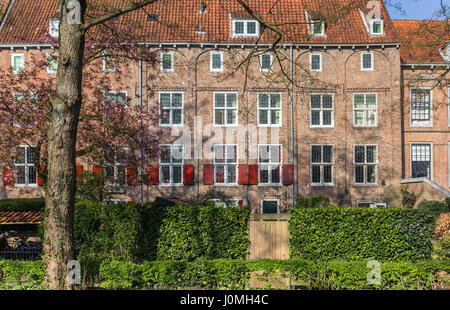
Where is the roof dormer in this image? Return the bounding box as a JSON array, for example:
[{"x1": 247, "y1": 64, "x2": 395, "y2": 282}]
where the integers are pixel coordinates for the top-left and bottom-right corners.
[
  {"x1": 440, "y1": 42, "x2": 450, "y2": 62},
  {"x1": 305, "y1": 12, "x2": 325, "y2": 37},
  {"x1": 230, "y1": 13, "x2": 259, "y2": 38},
  {"x1": 49, "y1": 18, "x2": 60, "y2": 38},
  {"x1": 360, "y1": 9, "x2": 384, "y2": 37}
]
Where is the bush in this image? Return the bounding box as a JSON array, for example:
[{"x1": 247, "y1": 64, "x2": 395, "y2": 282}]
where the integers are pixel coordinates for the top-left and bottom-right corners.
[
  {"x1": 289, "y1": 207, "x2": 435, "y2": 261},
  {"x1": 0, "y1": 260, "x2": 45, "y2": 290},
  {"x1": 0, "y1": 198, "x2": 45, "y2": 212},
  {"x1": 417, "y1": 200, "x2": 450, "y2": 218},
  {"x1": 294, "y1": 195, "x2": 330, "y2": 208},
  {"x1": 435, "y1": 213, "x2": 450, "y2": 239}
]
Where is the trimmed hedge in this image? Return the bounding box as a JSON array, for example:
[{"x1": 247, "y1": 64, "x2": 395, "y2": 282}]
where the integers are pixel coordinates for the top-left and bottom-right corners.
[
  {"x1": 0, "y1": 260, "x2": 45, "y2": 290},
  {"x1": 99, "y1": 259, "x2": 450, "y2": 290},
  {"x1": 294, "y1": 195, "x2": 330, "y2": 208},
  {"x1": 0, "y1": 198, "x2": 45, "y2": 212},
  {"x1": 289, "y1": 207, "x2": 435, "y2": 261},
  {"x1": 417, "y1": 200, "x2": 450, "y2": 218}
]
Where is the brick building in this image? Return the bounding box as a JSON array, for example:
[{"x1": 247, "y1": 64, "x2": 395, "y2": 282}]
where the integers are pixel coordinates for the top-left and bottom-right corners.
[{"x1": 0, "y1": 0, "x2": 448, "y2": 212}]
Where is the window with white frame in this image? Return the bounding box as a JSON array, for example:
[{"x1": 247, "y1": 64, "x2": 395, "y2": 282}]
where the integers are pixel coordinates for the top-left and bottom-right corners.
[
  {"x1": 361, "y1": 52, "x2": 373, "y2": 71},
  {"x1": 231, "y1": 19, "x2": 259, "y2": 37},
  {"x1": 159, "y1": 92, "x2": 183, "y2": 126},
  {"x1": 105, "y1": 91, "x2": 127, "y2": 106},
  {"x1": 370, "y1": 19, "x2": 384, "y2": 35},
  {"x1": 104, "y1": 149, "x2": 126, "y2": 187},
  {"x1": 311, "y1": 94, "x2": 333, "y2": 127},
  {"x1": 160, "y1": 51, "x2": 174, "y2": 72},
  {"x1": 357, "y1": 202, "x2": 386, "y2": 208},
  {"x1": 258, "y1": 93, "x2": 281, "y2": 126},
  {"x1": 210, "y1": 51, "x2": 223, "y2": 72},
  {"x1": 214, "y1": 199, "x2": 239, "y2": 208},
  {"x1": 14, "y1": 146, "x2": 38, "y2": 187},
  {"x1": 11, "y1": 54, "x2": 24, "y2": 74},
  {"x1": 214, "y1": 145, "x2": 237, "y2": 185},
  {"x1": 258, "y1": 145, "x2": 282, "y2": 185},
  {"x1": 353, "y1": 93, "x2": 377, "y2": 127},
  {"x1": 260, "y1": 53, "x2": 273, "y2": 72},
  {"x1": 102, "y1": 53, "x2": 116, "y2": 72},
  {"x1": 214, "y1": 92, "x2": 238, "y2": 126},
  {"x1": 261, "y1": 199, "x2": 279, "y2": 214},
  {"x1": 160, "y1": 144, "x2": 183, "y2": 186},
  {"x1": 310, "y1": 53, "x2": 322, "y2": 71},
  {"x1": 49, "y1": 19, "x2": 60, "y2": 38},
  {"x1": 354, "y1": 145, "x2": 378, "y2": 184},
  {"x1": 411, "y1": 88, "x2": 432, "y2": 126},
  {"x1": 311, "y1": 145, "x2": 334, "y2": 185},
  {"x1": 46, "y1": 53, "x2": 58, "y2": 74},
  {"x1": 311, "y1": 20, "x2": 325, "y2": 36},
  {"x1": 411, "y1": 143, "x2": 432, "y2": 179},
  {"x1": 103, "y1": 199, "x2": 126, "y2": 205}
]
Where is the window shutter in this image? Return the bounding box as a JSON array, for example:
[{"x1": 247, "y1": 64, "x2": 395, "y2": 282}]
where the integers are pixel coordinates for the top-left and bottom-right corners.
[
  {"x1": 37, "y1": 165, "x2": 45, "y2": 186},
  {"x1": 76, "y1": 165, "x2": 83, "y2": 182},
  {"x1": 282, "y1": 164, "x2": 294, "y2": 185},
  {"x1": 92, "y1": 166, "x2": 103, "y2": 175},
  {"x1": 238, "y1": 200, "x2": 243, "y2": 208},
  {"x1": 203, "y1": 164, "x2": 214, "y2": 185},
  {"x1": 127, "y1": 166, "x2": 137, "y2": 186},
  {"x1": 238, "y1": 165, "x2": 250, "y2": 185},
  {"x1": 126, "y1": 200, "x2": 135, "y2": 204},
  {"x1": 3, "y1": 167, "x2": 14, "y2": 186},
  {"x1": 249, "y1": 165, "x2": 258, "y2": 185},
  {"x1": 183, "y1": 165, "x2": 194, "y2": 185},
  {"x1": 148, "y1": 165, "x2": 159, "y2": 185}
]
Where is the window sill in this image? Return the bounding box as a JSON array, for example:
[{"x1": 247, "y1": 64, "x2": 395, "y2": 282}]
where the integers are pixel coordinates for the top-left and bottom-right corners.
[
  {"x1": 213, "y1": 183, "x2": 239, "y2": 187},
  {"x1": 258, "y1": 183, "x2": 282, "y2": 187},
  {"x1": 14, "y1": 185, "x2": 38, "y2": 188},
  {"x1": 311, "y1": 183, "x2": 335, "y2": 187},
  {"x1": 258, "y1": 124, "x2": 282, "y2": 128},
  {"x1": 159, "y1": 184, "x2": 184, "y2": 187},
  {"x1": 353, "y1": 183, "x2": 379, "y2": 187},
  {"x1": 310, "y1": 125, "x2": 334, "y2": 129},
  {"x1": 159, "y1": 124, "x2": 184, "y2": 127}
]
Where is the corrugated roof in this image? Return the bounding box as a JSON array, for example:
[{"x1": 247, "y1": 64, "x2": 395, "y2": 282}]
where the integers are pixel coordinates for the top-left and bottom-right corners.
[{"x1": 0, "y1": 211, "x2": 43, "y2": 224}]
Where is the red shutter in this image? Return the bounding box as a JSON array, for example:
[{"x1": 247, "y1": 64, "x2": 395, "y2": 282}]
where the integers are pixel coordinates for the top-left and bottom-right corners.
[
  {"x1": 283, "y1": 164, "x2": 294, "y2": 185},
  {"x1": 127, "y1": 200, "x2": 135, "y2": 204},
  {"x1": 3, "y1": 167, "x2": 14, "y2": 187},
  {"x1": 76, "y1": 165, "x2": 83, "y2": 182},
  {"x1": 37, "y1": 165, "x2": 45, "y2": 186},
  {"x1": 203, "y1": 164, "x2": 214, "y2": 185},
  {"x1": 183, "y1": 165, "x2": 194, "y2": 185},
  {"x1": 127, "y1": 166, "x2": 137, "y2": 186},
  {"x1": 92, "y1": 166, "x2": 103, "y2": 175},
  {"x1": 148, "y1": 165, "x2": 159, "y2": 185},
  {"x1": 238, "y1": 200, "x2": 243, "y2": 208},
  {"x1": 249, "y1": 165, "x2": 259, "y2": 185},
  {"x1": 238, "y1": 165, "x2": 250, "y2": 185}
]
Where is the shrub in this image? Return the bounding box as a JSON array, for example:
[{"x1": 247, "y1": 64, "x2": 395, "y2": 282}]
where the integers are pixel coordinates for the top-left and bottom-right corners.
[
  {"x1": 289, "y1": 207, "x2": 435, "y2": 261},
  {"x1": 417, "y1": 200, "x2": 449, "y2": 218},
  {"x1": 435, "y1": 235, "x2": 450, "y2": 260},
  {"x1": 0, "y1": 260, "x2": 45, "y2": 290},
  {"x1": 294, "y1": 195, "x2": 330, "y2": 208},
  {"x1": 0, "y1": 198, "x2": 45, "y2": 212},
  {"x1": 401, "y1": 189, "x2": 416, "y2": 208},
  {"x1": 435, "y1": 213, "x2": 450, "y2": 239}
]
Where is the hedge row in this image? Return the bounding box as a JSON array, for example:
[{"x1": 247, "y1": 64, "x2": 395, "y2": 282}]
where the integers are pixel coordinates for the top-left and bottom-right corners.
[
  {"x1": 0, "y1": 198, "x2": 45, "y2": 212},
  {"x1": 289, "y1": 207, "x2": 435, "y2": 261}
]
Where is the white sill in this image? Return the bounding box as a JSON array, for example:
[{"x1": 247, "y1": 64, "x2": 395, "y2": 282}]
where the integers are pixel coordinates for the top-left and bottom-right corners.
[
  {"x1": 353, "y1": 125, "x2": 378, "y2": 128},
  {"x1": 310, "y1": 69, "x2": 322, "y2": 73},
  {"x1": 14, "y1": 184, "x2": 38, "y2": 188},
  {"x1": 361, "y1": 68, "x2": 374, "y2": 71},
  {"x1": 310, "y1": 125, "x2": 334, "y2": 129},
  {"x1": 159, "y1": 184, "x2": 184, "y2": 187},
  {"x1": 159, "y1": 124, "x2": 184, "y2": 127},
  {"x1": 160, "y1": 69, "x2": 174, "y2": 73},
  {"x1": 258, "y1": 124, "x2": 282, "y2": 128},
  {"x1": 213, "y1": 183, "x2": 239, "y2": 187},
  {"x1": 103, "y1": 69, "x2": 116, "y2": 73},
  {"x1": 353, "y1": 183, "x2": 378, "y2": 187},
  {"x1": 311, "y1": 183, "x2": 334, "y2": 187},
  {"x1": 258, "y1": 183, "x2": 282, "y2": 187},
  {"x1": 410, "y1": 124, "x2": 433, "y2": 128},
  {"x1": 210, "y1": 69, "x2": 224, "y2": 73},
  {"x1": 213, "y1": 124, "x2": 238, "y2": 127}
]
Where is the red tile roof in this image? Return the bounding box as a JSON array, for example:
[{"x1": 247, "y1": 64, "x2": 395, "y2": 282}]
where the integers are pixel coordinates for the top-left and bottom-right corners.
[
  {"x1": 393, "y1": 19, "x2": 449, "y2": 63},
  {"x1": 0, "y1": 211, "x2": 43, "y2": 224},
  {"x1": 0, "y1": 0, "x2": 400, "y2": 45}
]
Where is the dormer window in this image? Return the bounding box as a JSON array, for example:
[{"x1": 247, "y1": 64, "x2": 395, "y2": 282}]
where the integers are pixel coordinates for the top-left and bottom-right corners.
[
  {"x1": 49, "y1": 19, "x2": 60, "y2": 38},
  {"x1": 370, "y1": 19, "x2": 384, "y2": 35},
  {"x1": 231, "y1": 19, "x2": 259, "y2": 37},
  {"x1": 311, "y1": 20, "x2": 325, "y2": 36}
]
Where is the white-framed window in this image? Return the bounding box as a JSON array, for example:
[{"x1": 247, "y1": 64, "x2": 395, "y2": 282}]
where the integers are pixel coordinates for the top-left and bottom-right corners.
[
  {"x1": 214, "y1": 144, "x2": 237, "y2": 185},
  {"x1": 311, "y1": 145, "x2": 334, "y2": 186},
  {"x1": 214, "y1": 199, "x2": 239, "y2": 208},
  {"x1": 103, "y1": 199, "x2": 126, "y2": 205},
  {"x1": 214, "y1": 92, "x2": 238, "y2": 126},
  {"x1": 258, "y1": 145, "x2": 282, "y2": 186},
  {"x1": 159, "y1": 144, "x2": 183, "y2": 186},
  {"x1": 310, "y1": 53, "x2": 322, "y2": 72},
  {"x1": 410, "y1": 88, "x2": 432, "y2": 127},
  {"x1": 49, "y1": 19, "x2": 60, "y2": 38},
  {"x1": 353, "y1": 93, "x2": 377, "y2": 127},
  {"x1": 310, "y1": 94, "x2": 333, "y2": 127},
  {"x1": 104, "y1": 149, "x2": 127, "y2": 187},
  {"x1": 102, "y1": 52, "x2": 116, "y2": 72},
  {"x1": 258, "y1": 93, "x2": 282, "y2": 127},
  {"x1": 11, "y1": 53, "x2": 24, "y2": 74},
  {"x1": 260, "y1": 53, "x2": 273, "y2": 72},
  {"x1": 370, "y1": 19, "x2": 384, "y2": 36},
  {"x1": 261, "y1": 199, "x2": 279, "y2": 214},
  {"x1": 159, "y1": 92, "x2": 183, "y2": 126},
  {"x1": 231, "y1": 19, "x2": 259, "y2": 37},
  {"x1": 310, "y1": 20, "x2": 325, "y2": 36},
  {"x1": 410, "y1": 143, "x2": 432, "y2": 179},
  {"x1": 105, "y1": 91, "x2": 127, "y2": 106},
  {"x1": 210, "y1": 51, "x2": 223, "y2": 72},
  {"x1": 354, "y1": 145, "x2": 378, "y2": 185},
  {"x1": 357, "y1": 202, "x2": 386, "y2": 208},
  {"x1": 361, "y1": 52, "x2": 373, "y2": 71},
  {"x1": 14, "y1": 145, "x2": 38, "y2": 187},
  {"x1": 160, "y1": 51, "x2": 174, "y2": 72},
  {"x1": 46, "y1": 53, "x2": 58, "y2": 74}
]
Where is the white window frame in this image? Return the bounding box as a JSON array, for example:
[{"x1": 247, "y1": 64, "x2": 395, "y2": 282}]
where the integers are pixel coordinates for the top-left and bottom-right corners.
[
  {"x1": 410, "y1": 142, "x2": 433, "y2": 180},
  {"x1": 231, "y1": 19, "x2": 259, "y2": 38},
  {"x1": 46, "y1": 53, "x2": 58, "y2": 74},
  {"x1": 410, "y1": 87, "x2": 433, "y2": 127},
  {"x1": 260, "y1": 199, "x2": 280, "y2": 214},
  {"x1": 357, "y1": 202, "x2": 386, "y2": 208},
  {"x1": 361, "y1": 52, "x2": 374, "y2": 71},
  {"x1": 159, "y1": 92, "x2": 184, "y2": 127},
  {"x1": 159, "y1": 144, "x2": 184, "y2": 187},
  {"x1": 260, "y1": 53, "x2": 273, "y2": 73},
  {"x1": 310, "y1": 53, "x2": 322, "y2": 72},
  {"x1": 104, "y1": 91, "x2": 128, "y2": 107},
  {"x1": 11, "y1": 53, "x2": 24, "y2": 74},
  {"x1": 213, "y1": 199, "x2": 239, "y2": 208},
  {"x1": 258, "y1": 144, "x2": 282, "y2": 186},
  {"x1": 103, "y1": 150, "x2": 127, "y2": 189},
  {"x1": 354, "y1": 145, "x2": 378, "y2": 185},
  {"x1": 213, "y1": 92, "x2": 238, "y2": 127},
  {"x1": 49, "y1": 19, "x2": 60, "y2": 38},
  {"x1": 310, "y1": 93, "x2": 334, "y2": 128},
  {"x1": 310, "y1": 144, "x2": 334, "y2": 186},
  {"x1": 14, "y1": 145, "x2": 38, "y2": 188},
  {"x1": 210, "y1": 51, "x2": 224, "y2": 72},
  {"x1": 213, "y1": 144, "x2": 238, "y2": 186},
  {"x1": 257, "y1": 93, "x2": 282, "y2": 127},
  {"x1": 160, "y1": 51, "x2": 174, "y2": 72},
  {"x1": 369, "y1": 19, "x2": 384, "y2": 36},
  {"x1": 310, "y1": 20, "x2": 325, "y2": 37},
  {"x1": 353, "y1": 93, "x2": 378, "y2": 127},
  {"x1": 102, "y1": 52, "x2": 116, "y2": 73}
]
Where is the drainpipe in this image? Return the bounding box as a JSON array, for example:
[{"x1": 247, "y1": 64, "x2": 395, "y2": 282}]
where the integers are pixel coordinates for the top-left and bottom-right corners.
[
  {"x1": 289, "y1": 45, "x2": 295, "y2": 208},
  {"x1": 139, "y1": 59, "x2": 143, "y2": 203}
]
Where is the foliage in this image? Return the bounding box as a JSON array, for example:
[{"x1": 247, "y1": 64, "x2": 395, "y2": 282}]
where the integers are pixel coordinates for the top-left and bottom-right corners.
[
  {"x1": 75, "y1": 171, "x2": 106, "y2": 201},
  {"x1": 417, "y1": 200, "x2": 450, "y2": 218},
  {"x1": 289, "y1": 207, "x2": 435, "y2": 261},
  {"x1": 0, "y1": 198, "x2": 45, "y2": 212},
  {"x1": 294, "y1": 195, "x2": 331, "y2": 208},
  {"x1": 0, "y1": 260, "x2": 45, "y2": 290},
  {"x1": 434, "y1": 235, "x2": 450, "y2": 260},
  {"x1": 186, "y1": 189, "x2": 233, "y2": 207},
  {"x1": 401, "y1": 188, "x2": 416, "y2": 208},
  {"x1": 435, "y1": 213, "x2": 450, "y2": 239}
]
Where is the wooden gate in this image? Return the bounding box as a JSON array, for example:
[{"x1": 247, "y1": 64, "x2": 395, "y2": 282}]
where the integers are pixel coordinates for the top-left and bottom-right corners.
[{"x1": 248, "y1": 214, "x2": 290, "y2": 260}]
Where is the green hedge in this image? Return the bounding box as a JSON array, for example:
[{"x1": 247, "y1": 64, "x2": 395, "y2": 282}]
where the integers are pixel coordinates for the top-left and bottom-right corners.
[
  {"x1": 0, "y1": 198, "x2": 45, "y2": 212},
  {"x1": 294, "y1": 195, "x2": 331, "y2": 208},
  {"x1": 0, "y1": 260, "x2": 45, "y2": 290},
  {"x1": 417, "y1": 200, "x2": 450, "y2": 218},
  {"x1": 99, "y1": 259, "x2": 450, "y2": 290},
  {"x1": 289, "y1": 207, "x2": 435, "y2": 261}
]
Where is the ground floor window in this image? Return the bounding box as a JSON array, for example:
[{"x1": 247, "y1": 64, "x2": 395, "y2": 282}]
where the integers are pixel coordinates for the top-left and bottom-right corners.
[
  {"x1": 411, "y1": 143, "x2": 432, "y2": 179},
  {"x1": 261, "y1": 199, "x2": 279, "y2": 214},
  {"x1": 357, "y1": 202, "x2": 387, "y2": 208},
  {"x1": 213, "y1": 199, "x2": 239, "y2": 208}
]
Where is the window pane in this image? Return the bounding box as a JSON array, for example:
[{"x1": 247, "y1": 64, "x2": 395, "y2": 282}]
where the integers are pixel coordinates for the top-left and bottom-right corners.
[
  {"x1": 354, "y1": 110, "x2": 364, "y2": 125},
  {"x1": 270, "y1": 146, "x2": 280, "y2": 163},
  {"x1": 226, "y1": 109, "x2": 236, "y2": 125},
  {"x1": 215, "y1": 166, "x2": 225, "y2": 183},
  {"x1": 372, "y1": 21, "x2": 382, "y2": 33},
  {"x1": 226, "y1": 93, "x2": 237, "y2": 107},
  {"x1": 215, "y1": 109, "x2": 224, "y2": 125},
  {"x1": 311, "y1": 55, "x2": 321, "y2": 70},
  {"x1": 363, "y1": 54, "x2": 372, "y2": 69},
  {"x1": 161, "y1": 109, "x2": 170, "y2": 124},
  {"x1": 172, "y1": 146, "x2": 183, "y2": 163},
  {"x1": 16, "y1": 166, "x2": 25, "y2": 184},
  {"x1": 173, "y1": 166, "x2": 182, "y2": 183},
  {"x1": 259, "y1": 94, "x2": 269, "y2": 107},
  {"x1": 215, "y1": 93, "x2": 225, "y2": 107},
  {"x1": 311, "y1": 95, "x2": 321, "y2": 108},
  {"x1": 247, "y1": 21, "x2": 256, "y2": 34},
  {"x1": 323, "y1": 95, "x2": 333, "y2": 108},
  {"x1": 161, "y1": 166, "x2": 170, "y2": 183},
  {"x1": 355, "y1": 146, "x2": 365, "y2": 163},
  {"x1": 270, "y1": 94, "x2": 281, "y2": 107},
  {"x1": 162, "y1": 54, "x2": 172, "y2": 69},
  {"x1": 271, "y1": 110, "x2": 280, "y2": 125},
  {"x1": 26, "y1": 147, "x2": 36, "y2": 164},
  {"x1": 323, "y1": 146, "x2": 333, "y2": 163},
  {"x1": 261, "y1": 54, "x2": 271, "y2": 69},
  {"x1": 323, "y1": 165, "x2": 332, "y2": 183},
  {"x1": 366, "y1": 110, "x2": 376, "y2": 126},
  {"x1": 259, "y1": 146, "x2": 269, "y2": 163},
  {"x1": 262, "y1": 201, "x2": 278, "y2": 214},
  {"x1": 212, "y1": 54, "x2": 222, "y2": 69},
  {"x1": 311, "y1": 146, "x2": 322, "y2": 163},
  {"x1": 28, "y1": 166, "x2": 37, "y2": 185},
  {"x1": 172, "y1": 109, "x2": 182, "y2": 124},
  {"x1": 117, "y1": 165, "x2": 126, "y2": 185},
  {"x1": 172, "y1": 93, "x2": 182, "y2": 107},
  {"x1": 367, "y1": 165, "x2": 377, "y2": 183},
  {"x1": 355, "y1": 165, "x2": 364, "y2": 183},
  {"x1": 322, "y1": 111, "x2": 332, "y2": 125},
  {"x1": 354, "y1": 94, "x2": 365, "y2": 108},
  {"x1": 311, "y1": 111, "x2": 321, "y2": 125},
  {"x1": 312, "y1": 165, "x2": 321, "y2": 183},
  {"x1": 271, "y1": 166, "x2": 280, "y2": 183},
  {"x1": 366, "y1": 146, "x2": 376, "y2": 163},
  {"x1": 260, "y1": 166, "x2": 269, "y2": 183},
  {"x1": 366, "y1": 95, "x2": 377, "y2": 108},
  {"x1": 226, "y1": 165, "x2": 236, "y2": 183},
  {"x1": 235, "y1": 21, "x2": 244, "y2": 34},
  {"x1": 160, "y1": 146, "x2": 171, "y2": 163},
  {"x1": 259, "y1": 110, "x2": 268, "y2": 124},
  {"x1": 215, "y1": 146, "x2": 225, "y2": 163},
  {"x1": 15, "y1": 147, "x2": 25, "y2": 164},
  {"x1": 160, "y1": 94, "x2": 171, "y2": 107},
  {"x1": 313, "y1": 21, "x2": 323, "y2": 34},
  {"x1": 226, "y1": 145, "x2": 236, "y2": 163}
]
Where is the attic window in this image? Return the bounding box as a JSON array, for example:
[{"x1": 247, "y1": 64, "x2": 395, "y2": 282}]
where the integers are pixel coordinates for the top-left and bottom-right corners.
[
  {"x1": 199, "y1": 0, "x2": 207, "y2": 13},
  {"x1": 311, "y1": 20, "x2": 325, "y2": 36},
  {"x1": 370, "y1": 19, "x2": 384, "y2": 35},
  {"x1": 147, "y1": 14, "x2": 158, "y2": 21},
  {"x1": 49, "y1": 19, "x2": 60, "y2": 38},
  {"x1": 231, "y1": 19, "x2": 259, "y2": 37}
]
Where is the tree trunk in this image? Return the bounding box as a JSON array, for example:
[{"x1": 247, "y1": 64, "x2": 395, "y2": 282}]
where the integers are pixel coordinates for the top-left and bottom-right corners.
[{"x1": 43, "y1": 2, "x2": 86, "y2": 290}]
